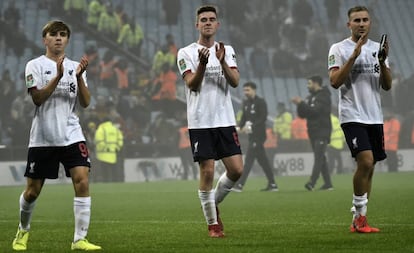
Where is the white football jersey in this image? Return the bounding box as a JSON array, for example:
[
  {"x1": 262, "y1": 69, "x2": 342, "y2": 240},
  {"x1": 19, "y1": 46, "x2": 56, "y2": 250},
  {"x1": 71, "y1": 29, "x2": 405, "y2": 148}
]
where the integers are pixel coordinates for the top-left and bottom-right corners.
[
  {"x1": 177, "y1": 42, "x2": 238, "y2": 129},
  {"x1": 25, "y1": 55, "x2": 87, "y2": 147},
  {"x1": 328, "y1": 38, "x2": 389, "y2": 124}
]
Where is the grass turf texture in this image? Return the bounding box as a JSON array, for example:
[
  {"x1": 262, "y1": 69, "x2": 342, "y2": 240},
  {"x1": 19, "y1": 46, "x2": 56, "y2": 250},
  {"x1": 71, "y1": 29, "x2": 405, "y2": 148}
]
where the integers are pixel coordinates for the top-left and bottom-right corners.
[{"x1": 0, "y1": 172, "x2": 413, "y2": 253}]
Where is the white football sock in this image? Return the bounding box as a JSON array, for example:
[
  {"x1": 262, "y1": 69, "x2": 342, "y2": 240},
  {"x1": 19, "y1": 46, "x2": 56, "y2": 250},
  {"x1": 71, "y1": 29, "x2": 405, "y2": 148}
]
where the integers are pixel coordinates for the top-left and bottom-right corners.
[
  {"x1": 352, "y1": 193, "x2": 368, "y2": 217},
  {"x1": 73, "y1": 197, "x2": 91, "y2": 242},
  {"x1": 214, "y1": 173, "x2": 235, "y2": 204},
  {"x1": 19, "y1": 192, "x2": 36, "y2": 231},
  {"x1": 198, "y1": 190, "x2": 217, "y2": 225}
]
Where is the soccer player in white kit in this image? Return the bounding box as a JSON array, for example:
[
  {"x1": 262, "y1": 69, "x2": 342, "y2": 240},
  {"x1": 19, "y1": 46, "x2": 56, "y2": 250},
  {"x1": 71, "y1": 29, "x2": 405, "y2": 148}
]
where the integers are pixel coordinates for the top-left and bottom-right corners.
[
  {"x1": 12, "y1": 21, "x2": 101, "y2": 250},
  {"x1": 328, "y1": 6, "x2": 392, "y2": 233},
  {"x1": 177, "y1": 5, "x2": 243, "y2": 238}
]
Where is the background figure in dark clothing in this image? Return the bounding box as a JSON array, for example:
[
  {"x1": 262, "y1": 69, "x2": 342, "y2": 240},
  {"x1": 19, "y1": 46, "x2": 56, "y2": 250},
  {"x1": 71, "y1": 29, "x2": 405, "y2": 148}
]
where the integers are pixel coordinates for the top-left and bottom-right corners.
[
  {"x1": 3, "y1": 1, "x2": 21, "y2": 27},
  {"x1": 233, "y1": 82, "x2": 278, "y2": 192},
  {"x1": 291, "y1": 76, "x2": 333, "y2": 191},
  {"x1": 2, "y1": 1, "x2": 26, "y2": 57},
  {"x1": 162, "y1": 0, "x2": 181, "y2": 26},
  {"x1": 0, "y1": 70, "x2": 15, "y2": 126}
]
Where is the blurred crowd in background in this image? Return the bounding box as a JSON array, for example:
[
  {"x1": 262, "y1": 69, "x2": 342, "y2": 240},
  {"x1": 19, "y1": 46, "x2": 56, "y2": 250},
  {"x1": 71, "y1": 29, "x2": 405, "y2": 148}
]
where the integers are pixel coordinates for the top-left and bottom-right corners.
[{"x1": 1, "y1": 0, "x2": 414, "y2": 177}]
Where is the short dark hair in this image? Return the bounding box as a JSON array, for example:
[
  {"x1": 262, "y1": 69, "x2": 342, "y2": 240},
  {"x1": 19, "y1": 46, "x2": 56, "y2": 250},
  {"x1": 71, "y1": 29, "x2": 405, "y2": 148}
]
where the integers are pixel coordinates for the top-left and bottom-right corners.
[
  {"x1": 243, "y1": 81, "x2": 257, "y2": 90},
  {"x1": 196, "y1": 5, "x2": 218, "y2": 20},
  {"x1": 42, "y1": 20, "x2": 71, "y2": 38},
  {"x1": 347, "y1": 6, "x2": 369, "y2": 19},
  {"x1": 308, "y1": 75, "x2": 323, "y2": 86}
]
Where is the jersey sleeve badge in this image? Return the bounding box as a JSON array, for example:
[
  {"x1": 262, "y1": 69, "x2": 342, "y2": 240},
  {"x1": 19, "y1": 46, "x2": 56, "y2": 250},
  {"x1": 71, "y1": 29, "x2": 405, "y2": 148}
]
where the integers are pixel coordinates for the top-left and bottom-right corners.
[
  {"x1": 179, "y1": 59, "x2": 186, "y2": 71},
  {"x1": 328, "y1": 54, "x2": 335, "y2": 66},
  {"x1": 26, "y1": 74, "x2": 34, "y2": 87}
]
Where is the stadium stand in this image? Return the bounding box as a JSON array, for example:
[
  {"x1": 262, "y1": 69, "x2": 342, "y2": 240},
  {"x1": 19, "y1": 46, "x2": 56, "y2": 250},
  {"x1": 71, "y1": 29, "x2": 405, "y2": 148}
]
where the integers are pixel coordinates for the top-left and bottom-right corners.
[{"x1": 1, "y1": 0, "x2": 414, "y2": 159}]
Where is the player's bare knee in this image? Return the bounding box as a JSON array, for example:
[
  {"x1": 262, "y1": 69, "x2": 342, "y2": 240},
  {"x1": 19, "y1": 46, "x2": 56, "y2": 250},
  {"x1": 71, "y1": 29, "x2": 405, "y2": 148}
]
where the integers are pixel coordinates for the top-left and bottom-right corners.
[
  {"x1": 357, "y1": 157, "x2": 374, "y2": 172},
  {"x1": 227, "y1": 167, "x2": 243, "y2": 181},
  {"x1": 233, "y1": 167, "x2": 243, "y2": 179},
  {"x1": 24, "y1": 189, "x2": 40, "y2": 202},
  {"x1": 73, "y1": 178, "x2": 89, "y2": 194}
]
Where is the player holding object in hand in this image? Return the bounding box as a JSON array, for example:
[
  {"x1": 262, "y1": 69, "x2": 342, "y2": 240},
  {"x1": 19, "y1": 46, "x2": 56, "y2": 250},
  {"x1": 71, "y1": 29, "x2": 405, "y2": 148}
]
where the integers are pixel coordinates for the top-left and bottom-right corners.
[
  {"x1": 177, "y1": 5, "x2": 243, "y2": 238},
  {"x1": 12, "y1": 20, "x2": 101, "y2": 251},
  {"x1": 328, "y1": 6, "x2": 392, "y2": 233}
]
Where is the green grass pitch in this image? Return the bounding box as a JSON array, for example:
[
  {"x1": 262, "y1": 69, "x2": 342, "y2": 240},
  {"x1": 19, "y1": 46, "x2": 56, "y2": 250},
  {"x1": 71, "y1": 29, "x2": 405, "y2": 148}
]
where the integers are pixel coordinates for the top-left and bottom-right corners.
[{"x1": 1, "y1": 172, "x2": 413, "y2": 252}]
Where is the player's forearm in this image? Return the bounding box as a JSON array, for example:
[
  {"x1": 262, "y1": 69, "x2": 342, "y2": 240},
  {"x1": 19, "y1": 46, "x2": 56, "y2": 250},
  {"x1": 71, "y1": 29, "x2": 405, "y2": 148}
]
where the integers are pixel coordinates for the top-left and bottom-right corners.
[
  {"x1": 379, "y1": 63, "x2": 392, "y2": 91},
  {"x1": 221, "y1": 61, "x2": 239, "y2": 87},
  {"x1": 330, "y1": 56, "x2": 357, "y2": 89},
  {"x1": 185, "y1": 63, "x2": 206, "y2": 91},
  {"x1": 30, "y1": 75, "x2": 61, "y2": 106},
  {"x1": 77, "y1": 76, "x2": 91, "y2": 108}
]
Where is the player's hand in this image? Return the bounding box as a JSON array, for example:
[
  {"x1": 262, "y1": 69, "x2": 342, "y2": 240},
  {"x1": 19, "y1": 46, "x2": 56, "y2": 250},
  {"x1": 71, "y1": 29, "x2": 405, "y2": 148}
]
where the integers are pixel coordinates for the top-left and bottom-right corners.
[
  {"x1": 198, "y1": 47, "x2": 209, "y2": 66},
  {"x1": 215, "y1": 41, "x2": 225, "y2": 63},
  {"x1": 76, "y1": 56, "x2": 88, "y2": 78},
  {"x1": 244, "y1": 121, "x2": 253, "y2": 134},
  {"x1": 56, "y1": 55, "x2": 65, "y2": 78},
  {"x1": 379, "y1": 37, "x2": 389, "y2": 64},
  {"x1": 352, "y1": 33, "x2": 367, "y2": 59}
]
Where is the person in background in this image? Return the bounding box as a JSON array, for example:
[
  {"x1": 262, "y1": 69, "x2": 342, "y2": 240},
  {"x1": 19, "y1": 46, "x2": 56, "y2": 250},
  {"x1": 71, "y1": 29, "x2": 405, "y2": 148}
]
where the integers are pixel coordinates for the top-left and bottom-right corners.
[
  {"x1": 94, "y1": 116, "x2": 124, "y2": 182},
  {"x1": 177, "y1": 111, "x2": 198, "y2": 180},
  {"x1": 152, "y1": 45, "x2": 176, "y2": 77},
  {"x1": 3, "y1": 1, "x2": 21, "y2": 28},
  {"x1": 151, "y1": 63, "x2": 177, "y2": 103},
  {"x1": 114, "y1": 58, "x2": 129, "y2": 90},
  {"x1": 97, "y1": 3, "x2": 118, "y2": 40},
  {"x1": 64, "y1": 0, "x2": 88, "y2": 23},
  {"x1": 147, "y1": 112, "x2": 176, "y2": 156},
  {"x1": 99, "y1": 50, "x2": 117, "y2": 94},
  {"x1": 0, "y1": 69, "x2": 16, "y2": 128},
  {"x1": 2, "y1": 1, "x2": 26, "y2": 57},
  {"x1": 7, "y1": 91, "x2": 32, "y2": 148},
  {"x1": 176, "y1": 5, "x2": 243, "y2": 238},
  {"x1": 84, "y1": 121, "x2": 98, "y2": 181},
  {"x1": 164, "y1": 33, "x2": 178, "y2": 58},
  {"x1": 232, "y1": 82, "x2": 278, "y2": 192},
  {"x1": 328, "y1": 6, "x2": 392, "y2": 233},
  {"x1": 383, "y1": 110, "x2": 400, "y2": 172},
  {"x1": 87, "y1": 0, "x2": 105, "y2": 28},
  {"x1": 82, "y1": 43, "x2": 100, "y2": 92},
  {"x1": 162, "y1": 0, "x2": 181, "y2": 26},
  {"x1": 328, "y1": 110, "x2": 345, "y2": 174},
  {"x1": 290, "y1": 114, "x2": 308, "y2": 140},
  {"x1": 291, "y1": 75, "x2": 333, "y2": 191},
  {"x1": 273, "y1": 102, "x2": 293, "y2": 144},
  {"x1": 12, "y1": 20, "x2": 101, "y2": 251},
  {"x1": 117, "y1": 15, "x2": 144, "y2": 56}
]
